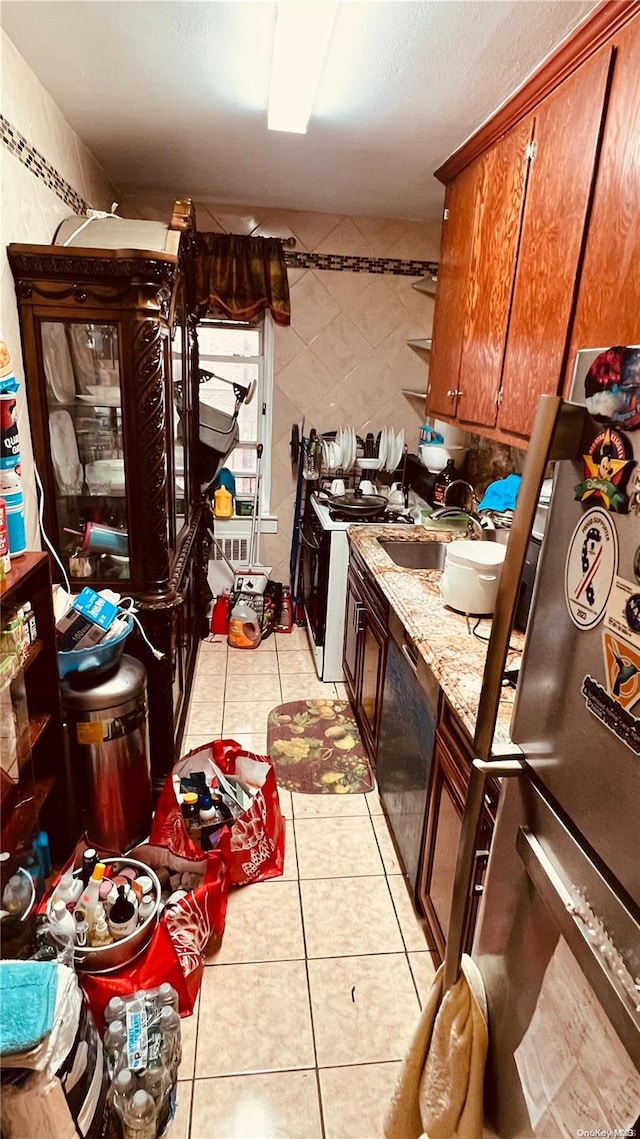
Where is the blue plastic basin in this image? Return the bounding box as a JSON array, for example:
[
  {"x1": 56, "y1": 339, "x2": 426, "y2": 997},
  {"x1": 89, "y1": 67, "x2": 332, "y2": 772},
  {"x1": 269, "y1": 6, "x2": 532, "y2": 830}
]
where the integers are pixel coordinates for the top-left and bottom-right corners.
[{"x1": 57, "y1": 614, "x2": 134, "y2": 680}]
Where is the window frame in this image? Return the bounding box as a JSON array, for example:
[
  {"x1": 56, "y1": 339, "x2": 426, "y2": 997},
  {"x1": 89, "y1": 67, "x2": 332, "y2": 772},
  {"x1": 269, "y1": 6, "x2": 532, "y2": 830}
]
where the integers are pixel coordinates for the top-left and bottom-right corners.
[{"x1": 196, "y1": 313, "x2": 274, "y2": 519}]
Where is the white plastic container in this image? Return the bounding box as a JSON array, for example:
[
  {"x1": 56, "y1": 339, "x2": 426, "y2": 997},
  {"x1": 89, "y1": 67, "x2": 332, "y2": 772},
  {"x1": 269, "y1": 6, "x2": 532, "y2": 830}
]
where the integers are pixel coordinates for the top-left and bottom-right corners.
[{"x1": 440, "y1": 540, "x2": 506, "y2": 615}]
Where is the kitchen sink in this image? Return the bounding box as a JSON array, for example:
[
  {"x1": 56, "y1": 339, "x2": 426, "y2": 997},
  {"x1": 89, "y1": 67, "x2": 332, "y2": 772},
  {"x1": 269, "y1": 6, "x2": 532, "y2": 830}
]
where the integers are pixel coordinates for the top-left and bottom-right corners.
[{"x1": 377, "y1": 539, "x2": 448, "y2": 570}]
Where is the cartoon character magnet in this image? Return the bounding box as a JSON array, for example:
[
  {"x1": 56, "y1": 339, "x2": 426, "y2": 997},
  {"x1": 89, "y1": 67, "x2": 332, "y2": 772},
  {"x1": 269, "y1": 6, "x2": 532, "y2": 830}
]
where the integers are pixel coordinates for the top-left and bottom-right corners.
[
  {"x1": 574, "y1": 427, "x2": 635, "y2": 512},
  {"x1": 584, "y1": 345, "x2": 640, "y2": 431}
]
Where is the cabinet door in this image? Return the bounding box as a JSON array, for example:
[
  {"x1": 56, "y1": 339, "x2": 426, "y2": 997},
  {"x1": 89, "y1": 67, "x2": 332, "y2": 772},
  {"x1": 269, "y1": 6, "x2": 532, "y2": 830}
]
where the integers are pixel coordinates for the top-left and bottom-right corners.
[
  {"x1": 342, "y1": 567, "x2": 361, "y2": 700},
  {"x1": 456, "y1": 119, "x2": 533, "y2": 430},
  {"x1": 426, "y1": 166, "x2": 479, "y2": 420},
  {"x1": 567, "y1": 16, "x2": 640, "y2": 364},
  {"x1": 497, "y1": 47, "x2": 613, "y2": 438},
  {"x1": 418, "y1": 735, "x2": 466, "y2": 959},
  {"x1": 358, "y1": 606, "x2": 387, "y2": 758}
]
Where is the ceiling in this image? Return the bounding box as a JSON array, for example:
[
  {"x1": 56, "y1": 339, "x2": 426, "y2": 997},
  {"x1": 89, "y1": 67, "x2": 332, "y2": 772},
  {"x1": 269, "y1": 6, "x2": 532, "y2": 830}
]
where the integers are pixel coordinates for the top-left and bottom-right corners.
[{"x1": 2, "y1": 0, "x2": 599, "y2": 222}]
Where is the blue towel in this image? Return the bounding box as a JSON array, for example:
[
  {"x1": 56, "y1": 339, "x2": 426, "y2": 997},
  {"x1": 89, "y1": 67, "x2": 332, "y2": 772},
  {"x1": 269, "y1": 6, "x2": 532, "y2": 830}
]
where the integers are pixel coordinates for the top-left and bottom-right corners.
[
  {"x1": 0, "y1": 960, "x2": 58, "y2": 1055},
  {"x1": 477, "y1": 474, "x2": 522, "y2": 514}
]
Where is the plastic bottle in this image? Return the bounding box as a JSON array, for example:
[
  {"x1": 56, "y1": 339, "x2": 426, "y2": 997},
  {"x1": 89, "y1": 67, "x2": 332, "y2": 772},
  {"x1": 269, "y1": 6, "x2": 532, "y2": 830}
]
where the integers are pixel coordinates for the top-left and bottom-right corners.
[
  {"x1": 180, "y1": 792, "x2": 200, "y2": 836},
  {"x1": 89, "y1": 902, "x2": 113, "y2": 946},
  {"x1": 104, "y1": 1018, "x2": 127, "y2": 1078},
  {"x1": 213, "y1": 485, "x2": 234, "y2": 519},
  {"x1": 104, "y1": 995, "x2": 128, "y2": 1026},
  {"x1": 156, "y1": 983, "x2": 179, "y2": 1013},
  {"x1": 52, "y1": 870, "x2": 84, "y2": 909},
  {"x1": 2, "y1": 872, "x2": 32, "y2": 917},
  {"x1": 120, "y1": 1089, "x2": 157, "y2": 1139},
  {"x1": 138, "y1": 895, "x2": 155, "y2": 923},
  {"x1": 159, "y1": 1005, "x2": 182, "y2": 1077},
  {"x1": 112, "y1": 1067, "x2": 136, "y2": 1115},
  {"x1": 433, "y1": 458, "x2": 456, "y2": 507},
  {"x1": 228, "y1": 601, "x2": 262, "y2": 649},
  {"x1": 108, "y1": 885, "x2": 137, "y2": 940},
  {"x1": 276, "y1": 586, "x2": 294, "y2": 633},
  {"x1": 80, "y1": 847, "x2": 99, "y2": 887},
  {"x1": 79, "y1": 863, "x2": 106, "y2": 928},
  {"x1": 211, "y1": 591, "x2": 231, "y2": 635},
  {"x1": 50, "y1": 899, "x2": 76, "y2": 941}
]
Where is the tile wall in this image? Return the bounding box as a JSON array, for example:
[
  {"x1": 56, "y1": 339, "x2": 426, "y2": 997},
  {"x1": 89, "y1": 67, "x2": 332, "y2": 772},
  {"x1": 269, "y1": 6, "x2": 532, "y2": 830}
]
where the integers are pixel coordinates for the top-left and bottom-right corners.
[{"x1": 1, "y1": 29, "x2": 117, "y2": 546}]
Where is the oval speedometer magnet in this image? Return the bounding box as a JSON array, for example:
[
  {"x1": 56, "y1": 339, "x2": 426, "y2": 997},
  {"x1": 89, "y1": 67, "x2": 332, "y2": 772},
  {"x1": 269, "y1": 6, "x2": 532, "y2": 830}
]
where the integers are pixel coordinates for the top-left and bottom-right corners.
[{"x1": 565, "y1": 508, "x2": 618, "y2": 629}]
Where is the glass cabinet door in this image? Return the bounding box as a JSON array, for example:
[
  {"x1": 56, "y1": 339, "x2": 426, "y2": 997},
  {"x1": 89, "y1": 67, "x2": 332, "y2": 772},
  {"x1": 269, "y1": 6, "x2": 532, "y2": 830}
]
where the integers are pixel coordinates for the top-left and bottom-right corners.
[{"x1": 40, "y1": 319, "x2": 130, "y2": 583}]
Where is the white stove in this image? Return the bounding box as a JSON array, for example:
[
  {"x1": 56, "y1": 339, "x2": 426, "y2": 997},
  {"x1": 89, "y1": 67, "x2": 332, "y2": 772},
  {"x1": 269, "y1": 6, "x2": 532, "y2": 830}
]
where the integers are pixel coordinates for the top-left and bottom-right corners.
[{"x1": 300, "y1": 491, "x2": 415, "y2": 682}]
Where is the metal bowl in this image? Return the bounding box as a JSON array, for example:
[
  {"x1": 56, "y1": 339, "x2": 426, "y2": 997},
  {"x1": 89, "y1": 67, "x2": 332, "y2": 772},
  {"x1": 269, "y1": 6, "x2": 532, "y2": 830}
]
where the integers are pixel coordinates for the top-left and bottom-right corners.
[{"x1": 48, "y1": 856, "x2": 161, "y2": 974}]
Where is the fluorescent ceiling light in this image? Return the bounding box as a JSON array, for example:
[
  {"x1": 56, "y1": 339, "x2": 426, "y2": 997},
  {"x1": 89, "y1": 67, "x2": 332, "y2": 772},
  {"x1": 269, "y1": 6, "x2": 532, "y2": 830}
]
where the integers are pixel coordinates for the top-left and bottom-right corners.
[{"x1": 268, "y1": 2, "x2": 339, "y2": 134}]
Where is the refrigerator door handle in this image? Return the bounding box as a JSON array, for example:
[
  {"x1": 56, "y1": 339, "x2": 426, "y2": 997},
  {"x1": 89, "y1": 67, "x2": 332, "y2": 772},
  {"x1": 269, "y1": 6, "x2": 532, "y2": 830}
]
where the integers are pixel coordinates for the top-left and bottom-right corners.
[
  {"x1": 516, "y1": 826, "x2": 640, "y2": 1066},
  {"x1": 474, "y1": 395, "x2": 595, "y2": 761}
]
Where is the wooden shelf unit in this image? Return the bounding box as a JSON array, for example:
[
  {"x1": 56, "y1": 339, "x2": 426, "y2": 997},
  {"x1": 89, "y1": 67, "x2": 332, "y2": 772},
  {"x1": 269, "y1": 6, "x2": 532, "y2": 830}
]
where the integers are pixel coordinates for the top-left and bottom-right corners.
[{"x1": 0, "y1": 553, "x2": 72, "y2": 880}]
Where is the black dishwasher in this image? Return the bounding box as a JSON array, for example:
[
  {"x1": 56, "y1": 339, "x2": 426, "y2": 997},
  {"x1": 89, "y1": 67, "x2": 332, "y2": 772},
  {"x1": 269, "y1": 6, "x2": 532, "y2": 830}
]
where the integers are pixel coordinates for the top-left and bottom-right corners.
[{"x1": 376, "y1": 613, "x2": 439, "y2": 895}]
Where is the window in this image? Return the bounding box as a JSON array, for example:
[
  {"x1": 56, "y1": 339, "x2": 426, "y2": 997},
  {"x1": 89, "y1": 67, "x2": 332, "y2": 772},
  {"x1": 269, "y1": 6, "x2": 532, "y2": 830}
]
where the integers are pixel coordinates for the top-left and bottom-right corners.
[{"x1": 196, "y1": 316, "x2": 273, "y2": 515}]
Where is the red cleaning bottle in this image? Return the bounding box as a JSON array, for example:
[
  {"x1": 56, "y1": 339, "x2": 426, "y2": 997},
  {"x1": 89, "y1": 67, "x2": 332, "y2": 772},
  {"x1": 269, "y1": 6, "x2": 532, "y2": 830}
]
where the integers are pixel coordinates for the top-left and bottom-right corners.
[
  {"x1": 211, "y1": 591, "x2": 231, "y2": 635},
  {"x1": 276, "y1": 587, "x2": 294, "y2": 633}
]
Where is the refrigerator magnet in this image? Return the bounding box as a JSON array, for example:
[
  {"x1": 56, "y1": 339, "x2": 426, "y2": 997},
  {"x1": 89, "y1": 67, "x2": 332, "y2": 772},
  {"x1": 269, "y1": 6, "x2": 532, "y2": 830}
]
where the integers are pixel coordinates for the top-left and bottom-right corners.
[
  {"x1": 581, "y1": 673, "x2": 640, "y2": 754},
  {"x1": 564, "y1": 508, "x2": 618, "y2": 629},
  {"x1": 601, "y1": 630, "x2": 640, "y2": 711},
  {"x1": 584, "y1": 344, "x2": 640, "y2": 431},
  {"x1": 574, "y1": 427, "x2": 635, "y2": 513}
]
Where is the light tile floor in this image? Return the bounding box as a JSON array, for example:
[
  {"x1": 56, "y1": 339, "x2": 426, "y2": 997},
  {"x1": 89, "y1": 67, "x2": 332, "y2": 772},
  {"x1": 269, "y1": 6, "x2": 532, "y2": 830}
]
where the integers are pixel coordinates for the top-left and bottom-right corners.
[{"x1": 176, "y1": 626, "x2": 438, "y2": 1139}]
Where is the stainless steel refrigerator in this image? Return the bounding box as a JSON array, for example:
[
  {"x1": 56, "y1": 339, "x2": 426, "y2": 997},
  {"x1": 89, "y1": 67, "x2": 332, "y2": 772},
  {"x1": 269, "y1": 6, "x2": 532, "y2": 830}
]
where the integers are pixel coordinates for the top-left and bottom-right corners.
[{"x1": 447, "y1": 347, "x2": 640, "y2": 1138}]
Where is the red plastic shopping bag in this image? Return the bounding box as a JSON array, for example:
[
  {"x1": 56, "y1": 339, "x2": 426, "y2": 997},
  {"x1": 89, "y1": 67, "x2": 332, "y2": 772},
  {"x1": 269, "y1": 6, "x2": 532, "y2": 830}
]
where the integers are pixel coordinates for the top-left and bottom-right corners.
[
  {"x1": 80, "y1": 835, "x2": 230, "y2": 1029},
  {"x1": 39, "y1": 833, "x2": 230, "y2": 1030},
  {"x1": 150, "y1": 738, "x2": 286, "y2": 886}
]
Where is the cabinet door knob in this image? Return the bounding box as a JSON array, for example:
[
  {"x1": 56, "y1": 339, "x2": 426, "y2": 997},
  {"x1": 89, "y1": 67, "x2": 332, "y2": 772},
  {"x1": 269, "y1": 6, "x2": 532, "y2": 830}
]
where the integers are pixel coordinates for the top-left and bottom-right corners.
[{"x1": 446, "y1": 389, "x2": 456, "y2": 399}]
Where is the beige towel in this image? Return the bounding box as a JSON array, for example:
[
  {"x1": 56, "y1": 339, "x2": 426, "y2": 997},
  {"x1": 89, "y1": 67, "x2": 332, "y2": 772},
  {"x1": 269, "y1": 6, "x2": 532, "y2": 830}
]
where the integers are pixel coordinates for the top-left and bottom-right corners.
[{"x1": 384, "y1": 954, "x2": 488, "y2": 1139}]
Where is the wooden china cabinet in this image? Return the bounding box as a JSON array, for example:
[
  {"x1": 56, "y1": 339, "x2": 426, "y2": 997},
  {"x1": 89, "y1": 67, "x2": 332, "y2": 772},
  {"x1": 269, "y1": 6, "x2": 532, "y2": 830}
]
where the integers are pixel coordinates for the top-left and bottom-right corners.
[{"x1": 8, "y1": 201, "x2": 209, "y2": 787}]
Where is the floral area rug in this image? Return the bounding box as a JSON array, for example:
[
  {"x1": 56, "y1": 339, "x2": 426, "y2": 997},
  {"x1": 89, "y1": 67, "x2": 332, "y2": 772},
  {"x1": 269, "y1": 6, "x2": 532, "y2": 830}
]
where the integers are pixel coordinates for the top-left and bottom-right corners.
[{"x1": 267, "y1": 700, "x2": 374, "y2": 795}]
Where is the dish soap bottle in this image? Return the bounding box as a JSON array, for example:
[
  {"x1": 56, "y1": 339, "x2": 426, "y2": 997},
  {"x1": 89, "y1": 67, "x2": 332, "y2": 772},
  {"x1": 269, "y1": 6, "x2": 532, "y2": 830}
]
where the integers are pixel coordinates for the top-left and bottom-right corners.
[{"x1": 433, "y1": 459, "x2": 456, "y2": 508}]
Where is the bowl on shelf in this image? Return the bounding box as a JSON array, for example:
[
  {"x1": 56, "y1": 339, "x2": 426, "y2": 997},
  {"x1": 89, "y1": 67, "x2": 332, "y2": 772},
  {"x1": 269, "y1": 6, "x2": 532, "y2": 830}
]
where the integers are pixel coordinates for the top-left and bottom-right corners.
[
  {"x1": 356, "y1": 457, "x2": 384, "y2": 471},
  {"x1": 419, "y1": 444, "x2": 468, "y2": 473},
  {"x1": 57, "y1": 614, "x2": 134, "y2": 680}
]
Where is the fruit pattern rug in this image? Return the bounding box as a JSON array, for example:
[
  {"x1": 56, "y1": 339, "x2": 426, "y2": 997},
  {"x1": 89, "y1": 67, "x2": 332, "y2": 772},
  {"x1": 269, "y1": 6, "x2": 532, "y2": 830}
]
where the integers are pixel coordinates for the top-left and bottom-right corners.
[{"x1": 266, "y1": 699, "x2": 374, "y2": 795}]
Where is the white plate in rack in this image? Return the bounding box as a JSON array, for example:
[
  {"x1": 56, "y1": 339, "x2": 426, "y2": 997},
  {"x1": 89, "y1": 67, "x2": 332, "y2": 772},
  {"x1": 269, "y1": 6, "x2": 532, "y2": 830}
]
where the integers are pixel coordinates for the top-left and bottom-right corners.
[{"x1": 378, "y1": 426, "x2": 389, "y2": 470}]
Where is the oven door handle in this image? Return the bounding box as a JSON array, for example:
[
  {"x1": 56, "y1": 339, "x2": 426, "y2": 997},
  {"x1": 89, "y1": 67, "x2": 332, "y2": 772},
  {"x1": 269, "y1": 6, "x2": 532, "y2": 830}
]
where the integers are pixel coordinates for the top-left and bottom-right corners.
[{"x1": 300, "y1": 527, "x2": 322, "y2": 552}]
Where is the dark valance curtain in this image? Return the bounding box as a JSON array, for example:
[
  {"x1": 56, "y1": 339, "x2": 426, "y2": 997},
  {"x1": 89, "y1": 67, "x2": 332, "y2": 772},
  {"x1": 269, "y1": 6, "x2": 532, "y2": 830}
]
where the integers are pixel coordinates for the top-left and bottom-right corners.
[{"x1": 194, "y1": 233, "x2": 291, "y2": 326}]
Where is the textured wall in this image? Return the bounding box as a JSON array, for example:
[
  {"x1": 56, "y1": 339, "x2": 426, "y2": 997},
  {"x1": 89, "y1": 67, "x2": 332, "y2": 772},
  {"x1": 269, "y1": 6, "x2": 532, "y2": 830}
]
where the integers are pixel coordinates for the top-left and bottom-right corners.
[{"x1": 1, "y1": 29, "x2": 117, "y2": 546}]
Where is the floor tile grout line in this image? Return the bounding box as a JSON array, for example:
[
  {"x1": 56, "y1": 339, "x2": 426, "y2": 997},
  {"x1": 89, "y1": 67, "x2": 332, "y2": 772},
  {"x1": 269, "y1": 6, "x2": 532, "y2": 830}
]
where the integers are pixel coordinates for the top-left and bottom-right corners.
[
  {"x1": 292, "y1": 810, "x2": 328, "y2": 1139},
  {"x1": 189, "y1": 1055, "x2": 406, "y2": 1082}
]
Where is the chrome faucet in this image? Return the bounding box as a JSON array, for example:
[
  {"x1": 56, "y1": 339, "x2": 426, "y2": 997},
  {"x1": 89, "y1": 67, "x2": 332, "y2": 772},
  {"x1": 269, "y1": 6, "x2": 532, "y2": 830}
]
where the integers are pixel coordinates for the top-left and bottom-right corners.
[{"x1": 430, "y1": 480, "x2": 494, "y2": 539}]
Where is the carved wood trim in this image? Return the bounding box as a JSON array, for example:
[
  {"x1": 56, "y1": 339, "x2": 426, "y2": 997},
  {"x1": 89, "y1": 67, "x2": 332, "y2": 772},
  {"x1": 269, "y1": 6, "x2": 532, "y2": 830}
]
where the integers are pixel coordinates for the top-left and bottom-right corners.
[
  {"x1": 435, "y1": 0, "x2": 640, "y2": 184},
  {"x1": 132, "y1": 318, "x2": 171, "y2": 592},
  {"x1": 8, "y1": 247, "x2": 179, "y2": 285}
]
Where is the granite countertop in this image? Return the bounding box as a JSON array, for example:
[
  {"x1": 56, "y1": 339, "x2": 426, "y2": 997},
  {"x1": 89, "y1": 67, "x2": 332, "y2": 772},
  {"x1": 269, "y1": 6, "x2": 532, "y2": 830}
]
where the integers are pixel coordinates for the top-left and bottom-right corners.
[{"x1": 347, "y1": 525, "x2": 525, "y2": 747}]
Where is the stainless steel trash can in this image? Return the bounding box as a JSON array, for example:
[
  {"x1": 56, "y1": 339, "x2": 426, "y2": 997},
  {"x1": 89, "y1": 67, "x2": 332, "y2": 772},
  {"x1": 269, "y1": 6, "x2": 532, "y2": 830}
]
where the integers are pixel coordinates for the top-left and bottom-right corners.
[{"x1": 61, "y1": 654, "x2": 152, "y2": 851}]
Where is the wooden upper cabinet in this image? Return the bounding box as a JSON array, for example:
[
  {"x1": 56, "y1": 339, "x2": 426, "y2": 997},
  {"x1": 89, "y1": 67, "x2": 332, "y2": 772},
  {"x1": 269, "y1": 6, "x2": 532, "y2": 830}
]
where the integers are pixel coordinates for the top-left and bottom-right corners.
[
  {"x1": 497, "y1": 47, "x2": 613, "y2": 439},
  {"x1": 455, "y1": 118, "x2": 533, "y2": 430},
  {"x1": 426, "y1": 167, "x2": 478, "y2": 419},
  {"x1": 567, "y1": 16, "x2": 640, "y2": 372}
]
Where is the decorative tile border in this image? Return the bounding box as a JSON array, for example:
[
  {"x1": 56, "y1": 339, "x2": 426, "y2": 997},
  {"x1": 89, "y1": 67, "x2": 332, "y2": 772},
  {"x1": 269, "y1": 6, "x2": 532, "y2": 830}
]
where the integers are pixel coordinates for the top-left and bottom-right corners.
[
  {"x1": 1, "y1": 113, "x2": 87, "y2": 215},
  {"x1": 284, "y1": 249, "x2": 438, "y2": 277}
]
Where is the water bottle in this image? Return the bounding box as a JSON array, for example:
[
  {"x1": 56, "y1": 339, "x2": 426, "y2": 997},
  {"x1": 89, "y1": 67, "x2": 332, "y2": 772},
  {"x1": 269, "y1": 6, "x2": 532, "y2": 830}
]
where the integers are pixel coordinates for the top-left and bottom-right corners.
[
  {"x1": 104, "y1": 995, "x2": 128, "y2": 1027},
  {"x1": 121, "y1": 1089, "x2": 157, "y2": 1139},
  {"x1": 159, "y1": 1005, "x2": 182, "y2": 1077},
  {"x1": 104, "y1": 1018, "x2": 127, "y2": 1078},
  {"x1": 156, "y1": 983, "x2": 179, "y2": 1013},
  {"x1": 112, "y1": 1066, "x2": 136, "y2": 1117}
]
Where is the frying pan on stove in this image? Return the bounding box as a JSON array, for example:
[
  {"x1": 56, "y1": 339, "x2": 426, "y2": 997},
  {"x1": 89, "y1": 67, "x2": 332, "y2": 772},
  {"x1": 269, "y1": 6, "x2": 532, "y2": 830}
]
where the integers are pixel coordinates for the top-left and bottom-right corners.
[{"x1": 317, "y1": 488, "x2": 388, "y2": 519}]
